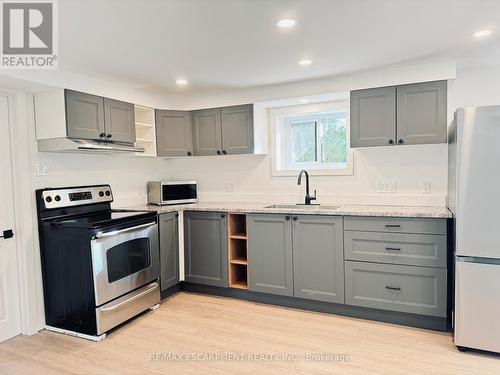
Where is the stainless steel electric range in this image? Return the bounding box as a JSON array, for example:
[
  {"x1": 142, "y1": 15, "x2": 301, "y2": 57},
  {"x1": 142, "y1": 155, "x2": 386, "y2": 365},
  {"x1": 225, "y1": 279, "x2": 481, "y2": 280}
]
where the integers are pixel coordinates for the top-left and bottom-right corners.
[{"x1": 36, "y1": 185, "x2": 160, "y2": 341}]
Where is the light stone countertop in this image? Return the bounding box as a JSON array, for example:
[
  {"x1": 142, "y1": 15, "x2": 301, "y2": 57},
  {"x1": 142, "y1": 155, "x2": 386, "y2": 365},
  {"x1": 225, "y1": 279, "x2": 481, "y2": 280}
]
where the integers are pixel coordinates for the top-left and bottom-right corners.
[{"x1": 123, "y1": 202, "x2": 452, "y2": 219}]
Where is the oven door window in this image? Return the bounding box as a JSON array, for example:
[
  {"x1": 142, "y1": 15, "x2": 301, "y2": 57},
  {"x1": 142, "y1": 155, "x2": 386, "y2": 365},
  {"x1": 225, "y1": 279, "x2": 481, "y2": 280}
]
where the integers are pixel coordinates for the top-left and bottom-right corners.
[{"x1": 106, "y1": 238, "x2": 151, "y2": 283}]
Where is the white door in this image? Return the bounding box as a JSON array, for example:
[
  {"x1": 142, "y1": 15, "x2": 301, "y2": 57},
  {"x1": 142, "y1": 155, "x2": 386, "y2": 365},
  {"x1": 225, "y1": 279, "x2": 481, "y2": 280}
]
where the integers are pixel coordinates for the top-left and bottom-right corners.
[{"x1": 0, "y1": 94, "x2": 22, "y2": 342}]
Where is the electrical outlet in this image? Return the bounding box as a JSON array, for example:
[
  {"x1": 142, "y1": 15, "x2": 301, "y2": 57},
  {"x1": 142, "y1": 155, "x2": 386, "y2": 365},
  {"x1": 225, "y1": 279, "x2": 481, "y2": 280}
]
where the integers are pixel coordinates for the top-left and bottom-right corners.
[
  {"x1": 36, "y1": 162, "x2": 50, "y2": 176},
  {"x1": 224, "y1": 183, "x2": 234, "y2": 192},
  {"x1": 421, "y1": 180, "x2": 432, "y2": 194},
  {"x1": 377, "y1": 180, "x2": 396, "y2": 194}
]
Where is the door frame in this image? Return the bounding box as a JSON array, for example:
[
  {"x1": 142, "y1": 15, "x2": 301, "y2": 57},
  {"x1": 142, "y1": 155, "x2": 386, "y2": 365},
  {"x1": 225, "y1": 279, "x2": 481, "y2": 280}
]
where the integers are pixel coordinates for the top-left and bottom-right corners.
[{"x1": 1, "y1": 89, "x2": 42, "y2": 336}]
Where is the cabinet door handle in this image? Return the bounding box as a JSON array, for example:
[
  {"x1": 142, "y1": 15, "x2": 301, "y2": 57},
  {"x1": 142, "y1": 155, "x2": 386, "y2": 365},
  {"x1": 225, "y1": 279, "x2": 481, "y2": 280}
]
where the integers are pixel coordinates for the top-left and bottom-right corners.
[
  {"x1": 398, "y1": 139, "x2": 404, "y2": 144},
  {"x1": 221, "y1": 213, "x2": 226, "y2": 218},
  {"x1": 385, "y1": 285, "x2": 401, "y2": 291},
  {"x1": 222, "y1": 150, "x2": 227, "y2": 155},
  {"x1": 385, "y1": 247, "x2": 401, "y2": 252},
  {"x1": 187, "y1": 151, "x2": 192, "y2": 156},
  {"x1": 216, "y1": 150, "x2": 221, "y2": 155},
  {"x1": 106, "y1": 134, "x2": 112, "y2": 138},
  {"x1": 99, "y1": 133, "x2": 106, "y2": 138},
  {"x1": 385, "y1": 224, "x2": 401, "y2": 229},
  {"x1": 388, "y1": 139, "x2": 394, "y2": 144},
  {"x1": 285, "y1": 216, "x2": 290, "y2": 221},
  {"x1": 292, "y1": 216, "x2": 298, "y2": 221}
]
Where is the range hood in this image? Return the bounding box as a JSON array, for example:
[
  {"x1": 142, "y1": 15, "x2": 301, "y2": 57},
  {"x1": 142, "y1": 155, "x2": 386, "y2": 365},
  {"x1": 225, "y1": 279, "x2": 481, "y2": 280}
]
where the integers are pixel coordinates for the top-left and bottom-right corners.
[{"x1": 38, "y1": 138, "x2": 145, "y2": 154}]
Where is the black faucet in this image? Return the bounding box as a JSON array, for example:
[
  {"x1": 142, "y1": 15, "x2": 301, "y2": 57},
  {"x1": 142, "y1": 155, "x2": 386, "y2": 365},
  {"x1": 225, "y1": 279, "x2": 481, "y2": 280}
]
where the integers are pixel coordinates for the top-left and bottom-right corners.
[{"x1": 297, "y1": 170, "x2": 317, "y2": 205}]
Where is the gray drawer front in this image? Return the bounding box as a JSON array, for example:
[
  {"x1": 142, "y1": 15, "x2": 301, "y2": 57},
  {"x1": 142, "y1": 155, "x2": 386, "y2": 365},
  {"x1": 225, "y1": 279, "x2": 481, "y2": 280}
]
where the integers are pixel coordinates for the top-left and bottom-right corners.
[
  {"x1": 344, "y1": 231, "x2": 446, "y2": 268},
  {"x1": 344, "y1": 217, "x2": 446, "y2": 235},
  {"x1": 345, "y1": 261, "x2": 446, "y2": 317}
]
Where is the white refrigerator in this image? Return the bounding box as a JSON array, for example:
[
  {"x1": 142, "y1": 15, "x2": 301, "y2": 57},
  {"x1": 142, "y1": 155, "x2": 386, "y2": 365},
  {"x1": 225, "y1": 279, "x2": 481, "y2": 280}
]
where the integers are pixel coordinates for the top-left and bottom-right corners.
[{"x1": 449, "y1": 105, "x2": 500, "y2": 353}]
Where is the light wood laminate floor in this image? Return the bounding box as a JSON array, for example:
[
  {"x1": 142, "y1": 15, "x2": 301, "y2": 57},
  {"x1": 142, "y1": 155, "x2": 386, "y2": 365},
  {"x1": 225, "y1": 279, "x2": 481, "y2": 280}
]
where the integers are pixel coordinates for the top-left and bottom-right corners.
[{"x1": 0, "y1": 292, "x2": 498, "y2": 375}]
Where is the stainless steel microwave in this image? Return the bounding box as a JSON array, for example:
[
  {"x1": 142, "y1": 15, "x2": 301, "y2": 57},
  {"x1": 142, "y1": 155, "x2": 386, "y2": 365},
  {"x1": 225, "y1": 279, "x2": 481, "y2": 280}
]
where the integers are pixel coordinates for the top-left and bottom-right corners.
[{"x1": 147, "y1": 181, "x2": 197, "y2": 205}]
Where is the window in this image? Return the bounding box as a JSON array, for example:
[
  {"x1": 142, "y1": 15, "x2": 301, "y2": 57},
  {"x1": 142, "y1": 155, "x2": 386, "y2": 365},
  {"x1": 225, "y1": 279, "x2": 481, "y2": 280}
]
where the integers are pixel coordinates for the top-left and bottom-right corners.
[{"x1": 271, "y1": 100, "x2": 353, "y2": 176}]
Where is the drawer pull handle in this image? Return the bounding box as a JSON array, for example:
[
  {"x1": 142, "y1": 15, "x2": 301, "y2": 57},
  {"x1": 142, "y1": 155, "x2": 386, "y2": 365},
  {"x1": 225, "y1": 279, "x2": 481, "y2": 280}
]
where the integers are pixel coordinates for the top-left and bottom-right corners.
[
  {"x1": 385, "y1": 224, "x2": 401, "y2": 229},
  {"x1": 385, "y1": 247, "x2": 401, "y2": 252},
  {"x1": 385, "y1": 286, "x2": 401, "y2": 291}
]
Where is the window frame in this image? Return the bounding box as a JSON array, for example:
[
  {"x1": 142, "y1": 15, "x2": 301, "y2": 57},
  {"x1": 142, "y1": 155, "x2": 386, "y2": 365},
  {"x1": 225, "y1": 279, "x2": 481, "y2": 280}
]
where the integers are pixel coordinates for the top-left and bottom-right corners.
[{"x1": 269, "y1": 100, "x2": 354, "y2": 177}]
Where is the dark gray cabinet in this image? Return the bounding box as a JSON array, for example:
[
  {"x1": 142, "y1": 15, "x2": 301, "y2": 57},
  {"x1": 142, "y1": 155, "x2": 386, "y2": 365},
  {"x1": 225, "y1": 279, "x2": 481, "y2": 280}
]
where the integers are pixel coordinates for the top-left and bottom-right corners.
[
  {"x1": 65, "y1": 90, "x2": 105, "y2": 140},
  {"x1": 155, "y1": 110, "x2": 193, "y2": 157},
  {"x1": 192, "y1": 108, "x2": 222, "y2": 156},
  {"x1": 103, "y1": 98, "x2": 136, "y2": 143},
  {"x1": 221, "y1": 104, "x2": 254, "y2": 155},
  {"x1": 65, "y1": 89, "x2": 135, "y2": 143},
  {"x1": 184, "y1": 211, "x2": 228, "y2": 287},
  {"x1": 292, "y1": 215, "x2": 344, "y2": 303},
  {"x1": 350, "y1": 80, "x2": 447, "y2": 147},
  {"x1": 247, "y1": 214, "x2": 293, "y2": 296},
  {"x1": 192, "y1": 104, "x2": 254, "y2": 156},
  {"x1": 159, "y1": 212, "x2": 179, "y2": 291},
  {"x1": 396, "y1": 81, "x2": 447, "y2": 145},
  {"x1": 350, "y1": 86, "x2": 396, "y2": 147}
]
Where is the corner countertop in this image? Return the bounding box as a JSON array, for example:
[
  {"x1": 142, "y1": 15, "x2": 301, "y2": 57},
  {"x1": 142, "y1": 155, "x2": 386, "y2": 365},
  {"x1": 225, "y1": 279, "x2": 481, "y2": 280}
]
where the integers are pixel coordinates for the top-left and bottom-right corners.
[{"x1": 123, "y1": 202, "x2": 452, "y2": 219}]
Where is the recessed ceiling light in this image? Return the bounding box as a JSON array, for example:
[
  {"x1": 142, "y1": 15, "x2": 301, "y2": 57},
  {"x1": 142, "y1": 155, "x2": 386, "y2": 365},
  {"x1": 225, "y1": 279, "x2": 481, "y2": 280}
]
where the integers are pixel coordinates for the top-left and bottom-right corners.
[
  {"x1": 298, "y1": 59, "x2": 313, "y2": 66},
  {"x1": 299, "y1": 98, "x2": 309, "y2": 103},
  {"x1": 276, "y1": 18, "x2": 297, "y2": 29},
  {"x1": 175, "y1": 79, "x2": 188, "y2": 86},
  {"x1": 472, "y1": 29, "x2": 493, "y2": 39}
]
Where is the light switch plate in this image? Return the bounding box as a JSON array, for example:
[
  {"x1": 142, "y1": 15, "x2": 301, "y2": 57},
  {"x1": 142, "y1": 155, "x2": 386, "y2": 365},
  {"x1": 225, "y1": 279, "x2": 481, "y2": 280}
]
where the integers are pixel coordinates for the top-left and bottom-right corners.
[
  {"x1": 421, "y1": 180, "x2": 432, "y2": 194},
  {"x1": 377, "y1": 180, "x2": 396, "y2": 193},
  {"x1": 36, "y1": 162, "x2": 50, "y2": 176}
]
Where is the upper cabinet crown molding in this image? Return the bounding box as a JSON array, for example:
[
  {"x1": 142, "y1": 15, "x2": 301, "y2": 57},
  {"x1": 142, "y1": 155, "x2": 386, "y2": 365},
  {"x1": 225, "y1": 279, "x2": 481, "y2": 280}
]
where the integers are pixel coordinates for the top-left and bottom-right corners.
[{"x1": 350, "y1": 80, "x2": 447, "y2": 148}]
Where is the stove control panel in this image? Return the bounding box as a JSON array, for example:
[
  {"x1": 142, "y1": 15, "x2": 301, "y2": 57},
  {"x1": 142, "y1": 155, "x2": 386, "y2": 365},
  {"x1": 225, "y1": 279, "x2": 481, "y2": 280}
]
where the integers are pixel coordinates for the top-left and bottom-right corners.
[{"x1": 42, "y1": 185, "x2": 113, "y2": 209}]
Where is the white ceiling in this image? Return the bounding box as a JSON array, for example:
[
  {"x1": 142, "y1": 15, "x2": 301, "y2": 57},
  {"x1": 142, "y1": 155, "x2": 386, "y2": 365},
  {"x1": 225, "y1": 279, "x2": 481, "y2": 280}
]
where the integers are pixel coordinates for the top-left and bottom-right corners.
[{"x1": 58, "y1": 0, "x2": 500, "y2": 95}]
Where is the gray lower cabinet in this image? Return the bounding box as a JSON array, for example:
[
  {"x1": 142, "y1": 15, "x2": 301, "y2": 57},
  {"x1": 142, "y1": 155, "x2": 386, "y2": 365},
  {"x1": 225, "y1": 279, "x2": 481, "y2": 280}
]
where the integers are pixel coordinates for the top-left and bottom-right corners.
[
  {"x1": 344, "y1": 231, "x2": 447, "y2": 268},
  {"x1": 221, "y1": 104, "x2": 254, "y2": 155},
  {"x1": 103, "y1": 98, "x2": 136, "y2": 143},
  {"x1": 155, "y1": 110, "x2": 193, "y2": 157},
  {"x1": 292, "y1": 215, "x2": 344, "y2": 303},
  {"x1": 184, "y1": 211, "x2": 228, "y2": 287},
  {"x1": 159, "y1": 212, "x2": 179, "y2": 291},
  {"x1": 192, "y1": 108, "x2": 222, "y2": 156},
  {"x1": 345, "y1": 261, "x2": 447, "y2": 317},
  {"x1": 65, "y1": 89, "x2": 105, "y2": 140},
  {"x1": 247, "y1": 214, "x2": 293, "y2": 296},
  {"x1": 396, "y1": 81, "x2": 447, "y2": 145},
  {"x1": 350, "y1": 86, "x2": 396, "y2": 147}
]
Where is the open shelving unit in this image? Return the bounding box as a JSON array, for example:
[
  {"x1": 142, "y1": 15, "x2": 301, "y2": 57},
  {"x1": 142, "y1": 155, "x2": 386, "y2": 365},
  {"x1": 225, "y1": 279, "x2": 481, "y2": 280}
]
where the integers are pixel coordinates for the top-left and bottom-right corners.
[
  {"x1": 227, "y1": 213, "x2": 248, "y2": 289},
  {"x1": 134, "y1": 105, "x2": 156, "y2": 157}
]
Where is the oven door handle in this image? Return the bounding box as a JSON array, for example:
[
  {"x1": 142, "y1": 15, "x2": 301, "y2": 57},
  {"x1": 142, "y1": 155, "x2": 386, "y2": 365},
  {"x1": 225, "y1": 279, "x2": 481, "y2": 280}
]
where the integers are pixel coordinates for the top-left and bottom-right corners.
[
  {"x1": 94, "y1": 221, "x2": 156, "y2": 239},
  {"x1": 100, "y1": 282, "x2": 159, "y2": 312}
]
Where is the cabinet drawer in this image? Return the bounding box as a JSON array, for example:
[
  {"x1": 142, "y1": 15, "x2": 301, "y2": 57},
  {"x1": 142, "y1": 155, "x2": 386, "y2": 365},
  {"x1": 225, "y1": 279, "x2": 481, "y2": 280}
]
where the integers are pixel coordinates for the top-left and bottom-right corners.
[
  {"x1": 345, "y1": 261, "x2": 446, "y2": 317},
  {"x1": 344, "y1": 217, "x2": 446, "y2": 235},
  {"x1": 344, "y1": 231, "x2": 446, "y2": 268}
]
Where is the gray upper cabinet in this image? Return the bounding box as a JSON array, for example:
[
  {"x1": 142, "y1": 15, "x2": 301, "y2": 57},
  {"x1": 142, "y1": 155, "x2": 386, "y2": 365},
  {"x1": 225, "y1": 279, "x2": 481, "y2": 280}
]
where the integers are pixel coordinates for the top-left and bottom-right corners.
[
  {"x1": 184, "y1": 211, "x2": 228, "y2": 287},
  {"x1": 159, "y1": 212, "x2": 179, "y2": 291},
  {"x1": 350, "y1": 86, "x2": 396, "y2": 147},
  {"x1": 192, "y1": 108, "x2": 222, "y2": 156},
  {"x1": 247, "y1": 214, "x2": 293, "y2": 296},
  {"x1": 293, "y1": 215, "x2": 344, "y2": 303},
  {"x1": 221, "y1": 104, "x2": 254, "y2": 155},
  {"x1": 65, "y1": 90, "x2": 135, "y2": 143},
  {"x1": 350, "y1": 80, "x2": 447, "y2": 148},
  {"x1": 103, "y1": 98, "x2": 136, "y2": 143},
  {"x1": 396, "y1": 81, "x2": 447, "y2": 145},
  {"x1": 65, "y1": 90, "x2": 105, "y2": 140},
  {"x1": 155, "y1": 110, "x2": 193, "y2": 157}
]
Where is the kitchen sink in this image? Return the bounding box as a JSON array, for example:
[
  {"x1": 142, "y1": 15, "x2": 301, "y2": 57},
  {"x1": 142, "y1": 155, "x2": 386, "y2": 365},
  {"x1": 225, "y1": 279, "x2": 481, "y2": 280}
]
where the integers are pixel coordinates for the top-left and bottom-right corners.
[{"x1": 265, "y1": 204, "x2": 342, "y2": 210}]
